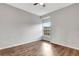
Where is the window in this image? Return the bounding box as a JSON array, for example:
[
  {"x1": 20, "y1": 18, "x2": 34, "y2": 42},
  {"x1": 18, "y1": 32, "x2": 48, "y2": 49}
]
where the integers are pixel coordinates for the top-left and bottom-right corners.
[{"x1": 42, "y1": 17, "x2": 51, "y2": 36}]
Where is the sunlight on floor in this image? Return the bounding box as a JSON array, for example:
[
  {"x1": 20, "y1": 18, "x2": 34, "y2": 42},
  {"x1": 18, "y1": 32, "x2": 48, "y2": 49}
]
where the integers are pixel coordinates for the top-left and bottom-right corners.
[{"x1": 41, "y1": 42, "x2": 54, "y2": 56}]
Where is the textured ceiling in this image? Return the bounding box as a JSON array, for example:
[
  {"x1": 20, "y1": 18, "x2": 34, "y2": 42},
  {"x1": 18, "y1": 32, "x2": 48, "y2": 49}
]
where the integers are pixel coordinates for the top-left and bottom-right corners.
[{"x1": 8, "y1": 3, "x2": 73, "y2": 16}]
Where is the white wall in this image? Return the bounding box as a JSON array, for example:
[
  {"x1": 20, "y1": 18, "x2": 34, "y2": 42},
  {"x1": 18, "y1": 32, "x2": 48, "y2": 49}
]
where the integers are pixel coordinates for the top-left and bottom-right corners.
[
  {"x1": 42, "y1": 3, "x2": 79, "y2": 50},
  {"x1": 0, "y1": 3, "x2": 42, "y2": 49}
]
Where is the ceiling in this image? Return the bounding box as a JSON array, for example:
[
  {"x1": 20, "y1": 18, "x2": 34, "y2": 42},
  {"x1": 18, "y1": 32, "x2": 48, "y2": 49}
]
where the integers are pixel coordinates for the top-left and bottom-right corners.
[{"x1": 7, "y1": 3, "x2": 73, "y2": 16}]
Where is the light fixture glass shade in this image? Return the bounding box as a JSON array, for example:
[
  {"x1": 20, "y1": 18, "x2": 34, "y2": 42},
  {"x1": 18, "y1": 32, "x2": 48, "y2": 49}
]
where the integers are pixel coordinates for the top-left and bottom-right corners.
[{"x1": 39, "y1": 3, "x2": 44, "y2": 5}]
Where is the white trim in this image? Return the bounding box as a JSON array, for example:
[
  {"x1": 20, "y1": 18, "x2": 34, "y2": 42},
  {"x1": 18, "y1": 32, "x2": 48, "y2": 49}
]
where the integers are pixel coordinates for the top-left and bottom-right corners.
[
  {"x1": 0, "y1": 39, "x2": 41, "y2": 50},
  {"x1": 51, "y1": 39, "x2": 79, "y2": 50},
  {"x1": 42, "y1": 16, "x2": 51, "y2": 20}
]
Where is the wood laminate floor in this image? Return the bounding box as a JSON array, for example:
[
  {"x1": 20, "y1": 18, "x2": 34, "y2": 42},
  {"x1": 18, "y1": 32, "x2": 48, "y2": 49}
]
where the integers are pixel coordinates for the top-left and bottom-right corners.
[{"x1": 0, "y1": 40, "x2": 79, "y2": 56}]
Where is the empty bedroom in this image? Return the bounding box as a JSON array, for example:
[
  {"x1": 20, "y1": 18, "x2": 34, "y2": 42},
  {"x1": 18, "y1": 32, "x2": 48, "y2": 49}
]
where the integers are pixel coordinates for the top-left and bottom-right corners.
[{"x1": 0, "y1": 3, "x2": 79, "y2": 56}]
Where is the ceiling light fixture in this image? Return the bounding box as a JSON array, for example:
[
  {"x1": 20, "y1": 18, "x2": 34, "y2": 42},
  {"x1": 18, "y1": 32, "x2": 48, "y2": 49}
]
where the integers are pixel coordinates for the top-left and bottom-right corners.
[
  {"x1": 39, "y1": 3, "x2": 44, "y2": 5},
  {"x1": 33, "y1": 3, "x2": 46, "y2": 7}
]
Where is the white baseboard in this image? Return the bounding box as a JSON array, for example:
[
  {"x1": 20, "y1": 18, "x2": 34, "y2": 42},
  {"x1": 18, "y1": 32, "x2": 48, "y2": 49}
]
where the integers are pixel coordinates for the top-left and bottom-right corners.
[
  {"x1": 51, "y1": 40, "x2": 79, "y2": 50},
  {"x1": 1, "y1": 38, "x2": 79, "y2": 51},
  {"x1": 0, "y1": 39, "x2": 41, "y2": 50}
]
